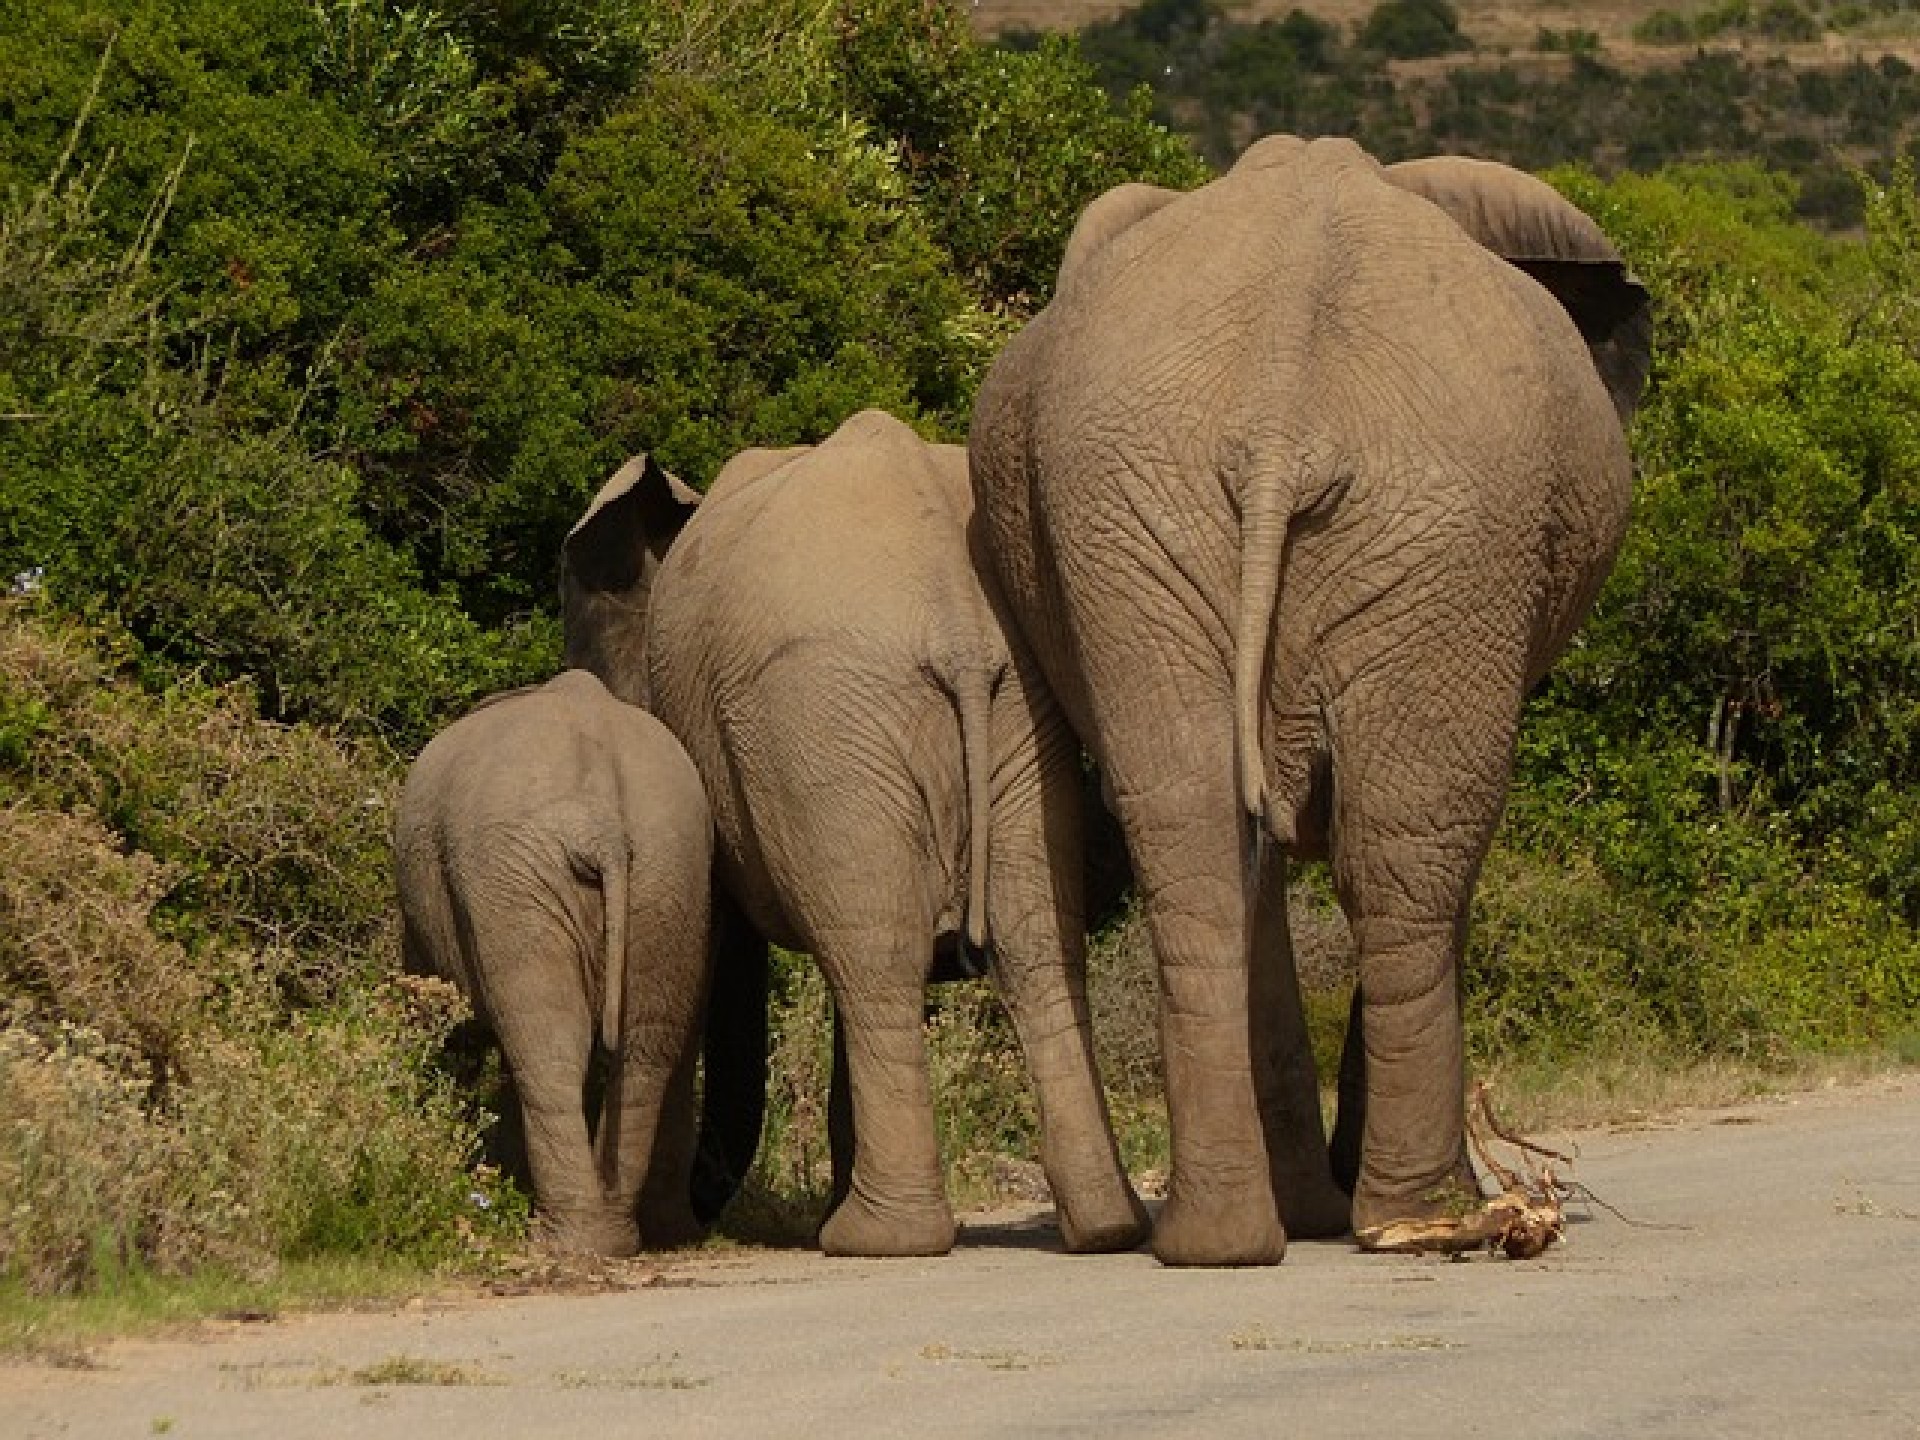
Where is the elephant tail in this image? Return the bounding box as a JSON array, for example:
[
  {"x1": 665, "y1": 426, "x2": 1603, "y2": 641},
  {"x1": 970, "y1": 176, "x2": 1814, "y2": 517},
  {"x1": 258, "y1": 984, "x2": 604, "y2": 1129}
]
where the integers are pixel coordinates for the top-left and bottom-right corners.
[
  {"x1": 1235, "y1": 470, "x2": 1294, "y2": 822},
  {"x1": 595, "y1": 838, "x2": 631, "y2": 1055},
  {"x1": 954, "y1": 663, "x2": 999, "y2": 962}
]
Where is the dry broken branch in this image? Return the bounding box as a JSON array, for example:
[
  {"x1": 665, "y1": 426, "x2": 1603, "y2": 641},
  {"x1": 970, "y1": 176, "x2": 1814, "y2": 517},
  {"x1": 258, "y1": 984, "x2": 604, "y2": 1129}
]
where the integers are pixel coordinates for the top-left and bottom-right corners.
[{"x1": 1357, "y1": 1082, "x2": 1570, "y2": 1259}]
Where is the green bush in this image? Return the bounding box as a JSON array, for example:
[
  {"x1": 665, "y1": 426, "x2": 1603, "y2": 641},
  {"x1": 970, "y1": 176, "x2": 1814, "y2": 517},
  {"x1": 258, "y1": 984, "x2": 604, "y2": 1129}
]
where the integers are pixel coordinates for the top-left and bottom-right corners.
[
  {"x1": 1355, "y1": 0, "x2": 1472, "y2": 58},
  {"x1": 0, "y1": 603, "x2": 526, "y2": 1294},
  {"x1": 0, "y1": 70, "x2": 542, "y2": 745},
  {"x1": 1456, "y1": 165, "x2": 1920, "y2": 1068}
]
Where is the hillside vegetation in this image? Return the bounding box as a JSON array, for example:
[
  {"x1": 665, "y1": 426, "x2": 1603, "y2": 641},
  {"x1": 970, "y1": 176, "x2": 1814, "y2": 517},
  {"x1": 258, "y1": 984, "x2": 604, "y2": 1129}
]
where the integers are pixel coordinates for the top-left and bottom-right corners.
[
  {"x1": 1006, "y1": 0, "x2": 1920, "y2": 220},
  {"x1": 3, "y1": 0, "x2": 1919, "y2": 1309}
]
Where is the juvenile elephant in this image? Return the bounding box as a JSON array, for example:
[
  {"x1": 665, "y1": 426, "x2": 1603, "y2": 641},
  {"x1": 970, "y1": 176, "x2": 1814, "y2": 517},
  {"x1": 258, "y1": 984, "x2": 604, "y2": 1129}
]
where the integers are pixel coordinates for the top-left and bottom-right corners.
[
  {"x1": 969, "y1": 137, "x2": 1650, "y2": 1265},
  {"x1": 395, "y1": 669, "x2": 714, "y2": 1255},
  {"x1": 561, "y1": 410, "x2": 1148, "y2": 1258}
]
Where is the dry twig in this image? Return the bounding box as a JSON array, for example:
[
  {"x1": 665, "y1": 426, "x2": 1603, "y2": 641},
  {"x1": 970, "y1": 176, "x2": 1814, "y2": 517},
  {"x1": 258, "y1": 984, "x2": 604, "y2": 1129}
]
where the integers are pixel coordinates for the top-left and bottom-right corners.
[{"x1": 1357, "y1": 1082, "x2": 1569, "y2": 1259}]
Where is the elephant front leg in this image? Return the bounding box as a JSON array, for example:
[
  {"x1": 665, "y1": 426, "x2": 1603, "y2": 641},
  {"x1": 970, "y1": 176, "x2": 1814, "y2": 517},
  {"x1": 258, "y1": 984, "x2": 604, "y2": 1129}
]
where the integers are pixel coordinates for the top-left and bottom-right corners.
[
  {"x1": 814, "y1": 943, "x2": 956, "y2": 1258},
  {"x1": 628, "y1": 1045, "x2": 705, "y2": 1250}
]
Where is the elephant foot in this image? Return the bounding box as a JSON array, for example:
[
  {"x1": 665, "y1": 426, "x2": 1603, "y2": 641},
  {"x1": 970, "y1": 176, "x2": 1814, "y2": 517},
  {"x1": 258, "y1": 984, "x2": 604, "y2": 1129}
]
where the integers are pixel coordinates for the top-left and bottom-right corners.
[
  {"x1": 1351, "y1": 1173, "x2": 1496, "y2": 1254},
  {"x1": 1275, "y1": 1175, "x2": 1352, "y2": 1241},
  {"x1": 536, "y1": 1208, "x2": 640, "y2": 1259},
  {"x1": 1055, "y1": 1182, "x2": 1152, "y2": 1255},
  {"x1": 818, "y1": 1186, "x2": 956, "y2": 1258},
  {"x1": 1151, "y1": 1180, "x2": 1286, "y2": 1267}
]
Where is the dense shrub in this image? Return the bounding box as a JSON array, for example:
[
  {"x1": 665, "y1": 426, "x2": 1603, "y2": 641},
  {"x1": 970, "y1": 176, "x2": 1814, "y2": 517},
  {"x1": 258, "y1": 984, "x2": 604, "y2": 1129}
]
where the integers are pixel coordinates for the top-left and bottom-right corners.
[
  {"x1": 0, "y1": 781, "x2": 507, "y2": 1293},
  {"x1": 878, "y1": 35, "x2": 1206, "y2": 309},
  {"x1": 338, "y1": 74, "x2": 988, "y2": 619},
  {"x1": 1759, "y1": 2, "x2": 1824, "y2": 40},
  {"x1": 0, "y1": 1019, "x2": 167, "y2": 1294},
  {"x1": 1634, "y1": 9, "x2": 1698, "y2": 43},
  {"x1": 1466, "y1": 165, "x2": 1920, "y2": 1063},
  {"x1": 0, "y1": 603, "x2": 396, "y2": 984},
  {"x1": 0, "y1": 68, "x2": 541, "y2": 745},
  {"x1": 1636, "y1": 0, "x2": 1824, "y2": 42},
  {"x1": 1534, "y1": 27, "x2": 1603, "y2": 55},
  {"x1": 1355, "y1": 0, "x2": 1472, "y2": 58},
  {"x1": 0, "y1": 602, "x2": 518, "y2": 1294}
]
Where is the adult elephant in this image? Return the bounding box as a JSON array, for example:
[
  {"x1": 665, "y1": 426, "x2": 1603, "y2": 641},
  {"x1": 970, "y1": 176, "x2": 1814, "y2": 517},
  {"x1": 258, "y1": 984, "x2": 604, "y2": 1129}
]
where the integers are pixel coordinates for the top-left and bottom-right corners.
[
  {"x1": 969, "y1": 136, "x2": 1650, "y2": 1266},
  {"x1": 562, "y1": 410, "x2": 1148, "y2": 1258}
]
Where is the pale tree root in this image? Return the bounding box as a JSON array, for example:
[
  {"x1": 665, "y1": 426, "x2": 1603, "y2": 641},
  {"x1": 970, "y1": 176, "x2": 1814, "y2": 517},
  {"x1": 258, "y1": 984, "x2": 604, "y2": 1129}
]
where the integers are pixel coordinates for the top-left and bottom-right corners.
[{"x1": 1354, "y1": 1082, "x2": 1570, "y2": 1261}]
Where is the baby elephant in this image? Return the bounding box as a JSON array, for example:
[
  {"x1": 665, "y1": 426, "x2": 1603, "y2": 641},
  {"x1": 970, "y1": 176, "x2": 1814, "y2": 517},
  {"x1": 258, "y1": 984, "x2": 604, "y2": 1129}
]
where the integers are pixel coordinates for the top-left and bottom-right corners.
[{"x1": 395, "y1": 669, "x2": 713, "y2": 1255}]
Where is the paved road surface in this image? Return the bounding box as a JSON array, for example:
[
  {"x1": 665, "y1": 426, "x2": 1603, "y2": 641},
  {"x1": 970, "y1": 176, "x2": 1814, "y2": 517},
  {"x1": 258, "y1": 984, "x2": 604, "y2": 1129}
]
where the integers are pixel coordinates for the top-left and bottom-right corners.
[{"x1": 6, "y1": 1073, "x2": 1918, "y2": 1439}]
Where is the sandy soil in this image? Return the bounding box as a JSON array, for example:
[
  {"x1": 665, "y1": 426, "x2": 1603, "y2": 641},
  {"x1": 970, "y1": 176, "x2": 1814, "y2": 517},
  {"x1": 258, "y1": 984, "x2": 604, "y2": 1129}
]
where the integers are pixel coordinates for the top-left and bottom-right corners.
[{"x1": 6, "y1": 1072, "x2": 1919, "y2": 1438}]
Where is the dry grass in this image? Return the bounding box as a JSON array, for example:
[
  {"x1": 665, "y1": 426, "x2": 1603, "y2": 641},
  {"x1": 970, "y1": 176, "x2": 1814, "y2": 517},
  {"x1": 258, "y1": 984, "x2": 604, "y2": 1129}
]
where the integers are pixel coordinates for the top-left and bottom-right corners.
[
  {"x1": 920, "y1": 1341, "x2": 1061, "y2": 1370},
  {"x1": 1087, "y1": 879, "x2": 1353, "y2": 1106},
  {"x1": 343, "y1": 1355, "x2": 501, "y2": 1387},
  {"x1": 0, "y1": 1255, "x2": 447, "y2": 1358},
  {"x1": 1473, "y1": 1047, "x2": 1896, "y2": 1134}
]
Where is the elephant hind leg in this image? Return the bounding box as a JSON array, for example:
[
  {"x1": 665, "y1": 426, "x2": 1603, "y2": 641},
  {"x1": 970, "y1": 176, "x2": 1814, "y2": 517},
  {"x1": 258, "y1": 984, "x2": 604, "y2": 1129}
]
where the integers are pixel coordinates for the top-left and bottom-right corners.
[
  {"x1": 461, "y1": 892, "x2": 635, "y2": 1257},
  {"x1": 599, "y1": 863, "x2": 710, "y2": 1251},
  {"x1": 1246, "y1": 837, "x2": 1351, "y2": 1240},
  {"x1": 811, "y1": 926, "x2": 956, "y2": 1259},
  {"x1": 1104, "y1": 740, "x2": 1288, "y2": 1266},
  {"x1": 1323, "y1": 667, "x2": 1522, "y2": 1244},
  {"x1": 984, "y1": 714, "x2": 1148, "y2": 1254}
]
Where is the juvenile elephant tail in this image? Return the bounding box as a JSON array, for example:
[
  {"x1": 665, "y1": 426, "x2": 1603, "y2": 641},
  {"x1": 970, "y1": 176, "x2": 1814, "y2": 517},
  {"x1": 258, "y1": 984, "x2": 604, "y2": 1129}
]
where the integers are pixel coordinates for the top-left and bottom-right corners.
[
  {"x1": 1235, "y1": 471, "x2": 1294, "y2": 823},
  {"x1": 594, "y1": 840, "x2": 631, "y2": 1055},
  {"x1": 954, "y1": 663, "x2": 999, "y2": 965}
]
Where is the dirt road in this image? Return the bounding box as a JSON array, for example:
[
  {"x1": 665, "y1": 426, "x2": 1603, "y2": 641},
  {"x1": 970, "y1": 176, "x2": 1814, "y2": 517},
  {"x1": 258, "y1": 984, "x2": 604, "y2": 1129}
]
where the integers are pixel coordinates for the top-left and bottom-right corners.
[{"x1": 7, "y1": 1074, "x2": 1919, "y2": 1439}]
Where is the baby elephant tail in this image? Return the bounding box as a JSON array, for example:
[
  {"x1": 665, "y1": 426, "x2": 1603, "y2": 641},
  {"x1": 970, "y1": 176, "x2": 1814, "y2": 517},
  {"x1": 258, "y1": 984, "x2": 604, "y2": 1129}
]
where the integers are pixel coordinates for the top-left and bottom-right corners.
[{"x1": 592, "y1": 838, "x2": 631, "y2": 1055}]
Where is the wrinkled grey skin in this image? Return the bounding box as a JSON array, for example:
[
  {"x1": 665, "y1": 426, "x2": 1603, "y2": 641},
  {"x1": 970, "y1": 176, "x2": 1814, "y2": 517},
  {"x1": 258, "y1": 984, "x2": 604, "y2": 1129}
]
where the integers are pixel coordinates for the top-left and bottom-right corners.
[
  {"x1": 396, "y1": 670, "x2": 714, "y2": 1256},
  {"x1": 969, "y1": 136, "x2": 1650, "y2": 1266},
  {"x1": 563, "y1": 410, "x2": 1148, "y2": 1258}
]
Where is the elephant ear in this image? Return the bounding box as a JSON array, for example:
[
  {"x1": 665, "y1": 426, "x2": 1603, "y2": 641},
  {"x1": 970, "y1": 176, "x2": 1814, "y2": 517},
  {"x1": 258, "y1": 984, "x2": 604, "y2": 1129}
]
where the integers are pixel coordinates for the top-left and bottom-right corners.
[
  {"x1": 1059, "y1": 182, "x2": 1183, "y2": 288},
  {"x1": 560, "y1": 454, "x2": 700, "y2": 707},
  {"x1": 1384, "y1": 156, "x2": 1652, "y2": 425}
]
